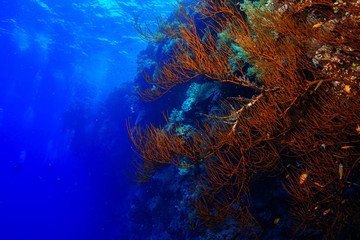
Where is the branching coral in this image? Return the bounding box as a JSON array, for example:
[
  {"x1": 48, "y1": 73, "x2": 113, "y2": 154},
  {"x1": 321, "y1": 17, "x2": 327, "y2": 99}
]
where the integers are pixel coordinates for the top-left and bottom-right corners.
[{"x1": 128, "y1": 0, "x2": 360, "y2": 238}]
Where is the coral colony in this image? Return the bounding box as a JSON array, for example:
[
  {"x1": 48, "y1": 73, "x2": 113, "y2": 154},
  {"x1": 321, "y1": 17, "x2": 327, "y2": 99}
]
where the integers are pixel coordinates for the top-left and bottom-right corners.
[{"x1": 128, "y1": 0, "x2": 360, "y2": 239}]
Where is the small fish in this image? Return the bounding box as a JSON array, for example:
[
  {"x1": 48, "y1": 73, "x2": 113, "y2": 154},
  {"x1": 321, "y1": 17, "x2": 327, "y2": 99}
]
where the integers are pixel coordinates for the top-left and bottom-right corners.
[
  {"x1": 300, "y1": 173, "x2": 308, "y2": 184},
  {"x1": 345, "y1": 85, "x2": 351, "y2": 93},
  {"x1": 314, "y1": 182, "x2": 324, "y2": 188},
  {"x1": 356, "y1": 125, "x2": 360, "y2": 134},
  {"x1": 347, "y1": 181, "x2": 359, "y2": 186},
  {"x1": 313, "y1": 80, "x2": 323, "y2": 92},
  {"x1": 282, "y1": 60, "x2": 288, "y2": 64},
  {"x1": 341, "y1": 146, "x2": 354, "y2": 149},
  {"x1": 333, "y1": 154, "x2": 345, "y2": 158},
  {"x1": 323, "y1": 209, "x2": 331, "y2": 216},
  {"x1": 247, "y1": 117, "x2": 253, "y2": 120},
  {"x1": 313, "y1": 23, "x2": 323, "y2": 28},
  {"x1": 339, "y1": 163, "x2": 343, "y2": 180},
  {"x1": 321, "y1": 143, "x2": 326, "y2": 149},
  {"x1": 274, "y1": 218, "x2": 280, "y2": 224},
  {"x1": 314, "y1": 205, "x2": 319, "y2": 210},
  {"x1": 238, "y1": 132, "x2": 244, "y2": 134}
]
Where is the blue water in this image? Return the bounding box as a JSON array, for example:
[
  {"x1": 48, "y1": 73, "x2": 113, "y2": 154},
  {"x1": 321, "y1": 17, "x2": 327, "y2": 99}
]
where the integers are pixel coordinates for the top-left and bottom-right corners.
[{"x1": 0, "y1": 0, "x2": 175, "y2": 239}]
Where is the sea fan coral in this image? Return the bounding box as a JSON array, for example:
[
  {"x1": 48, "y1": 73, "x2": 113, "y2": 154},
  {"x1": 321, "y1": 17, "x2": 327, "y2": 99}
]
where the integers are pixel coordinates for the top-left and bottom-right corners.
[{"x1": 129, "y1": 0, "x2": 360, "y2": 238}]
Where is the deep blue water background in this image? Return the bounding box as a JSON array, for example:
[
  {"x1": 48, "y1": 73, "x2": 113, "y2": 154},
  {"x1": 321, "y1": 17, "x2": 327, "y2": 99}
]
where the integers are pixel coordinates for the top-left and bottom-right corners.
[{"x1": 0, "y1": 0, "x2": 175, "y2": 239}]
